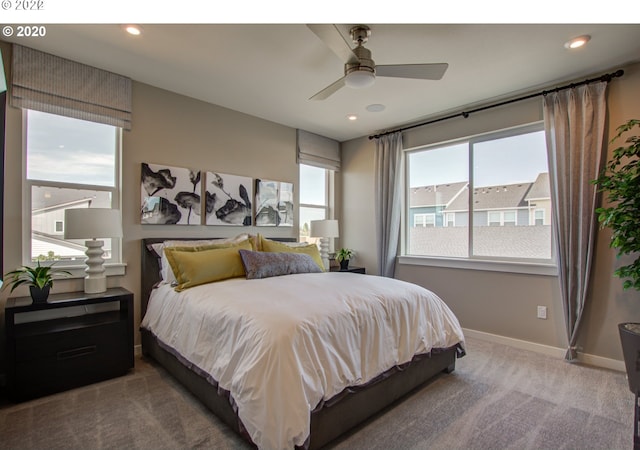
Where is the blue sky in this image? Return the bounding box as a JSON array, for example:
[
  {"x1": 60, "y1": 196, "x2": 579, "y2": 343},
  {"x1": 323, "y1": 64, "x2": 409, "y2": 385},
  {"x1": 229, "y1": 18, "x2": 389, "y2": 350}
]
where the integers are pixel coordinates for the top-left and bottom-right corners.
[
  {"x1": 26, "y1": 110, "x2": 116, "y2": 187},
  {"x1": 408, "y1": 130, "x2": 548, "y2": 188}
]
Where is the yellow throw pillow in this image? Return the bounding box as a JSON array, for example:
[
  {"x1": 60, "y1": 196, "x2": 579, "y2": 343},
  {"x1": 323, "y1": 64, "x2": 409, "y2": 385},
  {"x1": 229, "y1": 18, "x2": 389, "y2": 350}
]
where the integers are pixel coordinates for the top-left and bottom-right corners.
[
  {"x1": 259, "y1": 235, "x2": 324, "y2": 271},
  {"x1": 163, "y1": 239, "x2": 253, "y2": 283},
  {"x1": 165, "y1": 241, "x2": 252, "y2": 291}
]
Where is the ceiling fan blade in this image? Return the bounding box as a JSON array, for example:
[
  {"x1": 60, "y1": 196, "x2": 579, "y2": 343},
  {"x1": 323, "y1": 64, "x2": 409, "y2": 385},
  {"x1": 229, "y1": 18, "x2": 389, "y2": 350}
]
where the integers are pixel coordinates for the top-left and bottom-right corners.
[
  {"x1": 309, "y1": 77, "x2": 346, "y2": 101},
  {"x1": 376, "y1": 63, "x2": 448, "y2": 80},
  {"x1": 307, "y1": 24, "x2": 358, "y2": 64}
]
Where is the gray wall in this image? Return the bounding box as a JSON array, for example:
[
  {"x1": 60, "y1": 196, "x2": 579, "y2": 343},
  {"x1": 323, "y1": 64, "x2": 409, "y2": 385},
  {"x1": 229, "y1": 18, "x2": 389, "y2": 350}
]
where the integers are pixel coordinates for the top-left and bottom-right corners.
[{"x1": 341, "y1": 62, "x2": 640, "y2": 363}]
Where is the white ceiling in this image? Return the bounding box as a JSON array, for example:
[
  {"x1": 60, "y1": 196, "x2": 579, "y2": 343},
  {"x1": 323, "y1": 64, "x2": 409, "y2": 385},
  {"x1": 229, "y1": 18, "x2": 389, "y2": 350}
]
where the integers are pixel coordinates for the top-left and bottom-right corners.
[{"x1": 4, "y1": 23, "x2": 640, "y2": 142}]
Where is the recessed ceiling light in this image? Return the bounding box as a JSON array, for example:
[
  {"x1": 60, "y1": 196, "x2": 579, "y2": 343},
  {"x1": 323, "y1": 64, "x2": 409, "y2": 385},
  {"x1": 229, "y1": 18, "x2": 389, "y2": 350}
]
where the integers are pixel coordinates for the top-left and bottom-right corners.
[
  {"x1": 366, "y1": 104, "x2": 386, "y2": 113},
  {"x1": 565, "y1": 35, "x2": 590, "y2": 49},
  {"x1": 123, "y1": 24, "x2": 143, "y2": 36},
  {"x1": 346, "y1": 114, "x2": 358, "y2": 121}
]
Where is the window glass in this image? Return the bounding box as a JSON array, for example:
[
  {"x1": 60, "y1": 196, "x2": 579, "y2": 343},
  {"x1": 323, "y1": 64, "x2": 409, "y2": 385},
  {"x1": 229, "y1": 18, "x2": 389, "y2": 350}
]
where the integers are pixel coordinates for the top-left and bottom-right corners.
[
  {"x1": 299, "y1": 164, "x2": 326, "y2": 206},
  {"x1": 25, "y1": 110, "x2": 119, "y2": 264},
  {"x1": 406, "y1": 124, "x2": 552, "y2": 262},
  {"x1": 27, "y1": 110, "x2": 116, "y2": 186},
  {"x1": 407, "y1": 143, "x2": 468, "y2": 257},
  {"x1": 299, "y1": 164, "x2": 330, "y2": 243}
]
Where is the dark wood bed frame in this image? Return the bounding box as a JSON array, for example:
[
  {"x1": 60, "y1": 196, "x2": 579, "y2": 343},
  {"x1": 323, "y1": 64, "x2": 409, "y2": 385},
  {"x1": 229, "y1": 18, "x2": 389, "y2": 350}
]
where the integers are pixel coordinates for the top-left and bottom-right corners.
[{"x1": 140, "y1": 237, "x2": 460, "y2": 449}]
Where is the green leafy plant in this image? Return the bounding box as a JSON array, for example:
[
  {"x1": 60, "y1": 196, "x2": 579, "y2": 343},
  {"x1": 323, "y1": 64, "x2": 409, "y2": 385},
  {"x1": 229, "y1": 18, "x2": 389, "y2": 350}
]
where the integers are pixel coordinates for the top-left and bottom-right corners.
[
  {"x1": 593, "y1": 119, "x2": 640, "y2": 290},
  {"x1": 336, "y1": 248, "x2": 354, "y2": 262},
  {"x1": 2, "y1": 261, "x2": 71, "y2": 293}
]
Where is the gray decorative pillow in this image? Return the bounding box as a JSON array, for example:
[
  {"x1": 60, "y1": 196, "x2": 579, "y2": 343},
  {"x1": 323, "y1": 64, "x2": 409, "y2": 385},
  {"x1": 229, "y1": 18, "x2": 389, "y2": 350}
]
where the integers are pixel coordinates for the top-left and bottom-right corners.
[{"x1": 239, "y1": 249, "x2": 322, "y2": 279}]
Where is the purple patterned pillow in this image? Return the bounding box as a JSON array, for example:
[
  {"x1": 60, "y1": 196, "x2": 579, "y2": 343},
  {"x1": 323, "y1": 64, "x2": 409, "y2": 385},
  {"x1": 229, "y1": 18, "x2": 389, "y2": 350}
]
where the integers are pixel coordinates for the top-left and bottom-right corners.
[{"x1": 239, "y1": 250, "x2": 322, "y2": 279}]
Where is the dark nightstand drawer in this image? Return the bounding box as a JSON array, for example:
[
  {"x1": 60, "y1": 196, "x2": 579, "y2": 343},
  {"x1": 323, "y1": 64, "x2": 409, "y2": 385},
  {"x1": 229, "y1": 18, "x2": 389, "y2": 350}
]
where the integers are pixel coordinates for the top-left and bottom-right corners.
[
  {"x1": 14, "y1": 322, "x2": 129, "y2": 399},
  {"x1": 14, "y1": 319, "x2": 127, "y2": 362}
]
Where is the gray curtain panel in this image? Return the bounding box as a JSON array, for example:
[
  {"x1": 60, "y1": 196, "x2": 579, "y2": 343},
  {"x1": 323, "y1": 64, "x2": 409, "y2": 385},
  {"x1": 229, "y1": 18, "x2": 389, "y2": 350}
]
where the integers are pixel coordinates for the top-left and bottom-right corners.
[
  {"x1": 375, "y1": 132, "x2": 403, "y2": 278},
  {"x1": 543, "y1": 81, "x2": 607, "y2": 361}
]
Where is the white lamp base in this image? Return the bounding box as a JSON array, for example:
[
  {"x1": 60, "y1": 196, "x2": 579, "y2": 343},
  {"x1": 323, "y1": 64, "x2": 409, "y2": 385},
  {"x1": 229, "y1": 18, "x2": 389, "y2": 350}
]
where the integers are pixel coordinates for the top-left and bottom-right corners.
[
  {"x1": 84, "y1": 239, "x2": 107, "y2": 294},
  {"x1": 318, "y1": 237, "x2": 330, "y2": 271}
]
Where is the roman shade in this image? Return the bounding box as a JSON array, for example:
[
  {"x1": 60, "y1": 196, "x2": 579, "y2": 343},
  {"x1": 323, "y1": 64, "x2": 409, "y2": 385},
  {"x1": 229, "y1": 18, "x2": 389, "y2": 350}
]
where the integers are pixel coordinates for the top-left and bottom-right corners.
[
  {"x1": 10, "y1": 44, "x2": 132, "y2": 130},
  {"x1": 297, "y1": 129, "x2": 341, "y2": 171}
]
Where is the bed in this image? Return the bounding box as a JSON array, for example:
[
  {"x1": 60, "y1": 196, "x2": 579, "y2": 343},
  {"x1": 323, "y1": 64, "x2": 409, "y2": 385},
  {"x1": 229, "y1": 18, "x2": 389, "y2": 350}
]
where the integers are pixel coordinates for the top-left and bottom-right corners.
[{"x1": 140, "y1": 235, "x2": 465, "y2": 450}]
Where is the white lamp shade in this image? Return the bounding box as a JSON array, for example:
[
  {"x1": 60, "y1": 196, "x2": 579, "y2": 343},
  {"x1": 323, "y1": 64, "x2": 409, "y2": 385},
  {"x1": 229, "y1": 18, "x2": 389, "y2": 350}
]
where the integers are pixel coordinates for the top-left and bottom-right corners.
[
  {"x1": 310, "y1": 219, "x2": 339, "y2": 238},
  {"x1": 64, "y1": 208, "x2": 123, "y2": 240}
]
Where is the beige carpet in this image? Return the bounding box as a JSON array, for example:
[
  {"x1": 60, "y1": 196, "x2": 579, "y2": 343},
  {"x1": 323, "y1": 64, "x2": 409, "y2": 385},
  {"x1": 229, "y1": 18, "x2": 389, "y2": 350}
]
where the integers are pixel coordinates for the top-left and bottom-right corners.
[{"x1": 0, "y1": 337, "x2": 633, "y2": 449}]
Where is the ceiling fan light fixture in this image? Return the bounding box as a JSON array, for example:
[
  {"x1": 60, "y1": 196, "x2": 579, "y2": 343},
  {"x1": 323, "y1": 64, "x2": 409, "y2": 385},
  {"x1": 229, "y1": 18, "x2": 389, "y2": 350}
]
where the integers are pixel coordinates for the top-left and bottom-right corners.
[{"x1": 344, "y1": 70, "x2": 375, "y2": 89}]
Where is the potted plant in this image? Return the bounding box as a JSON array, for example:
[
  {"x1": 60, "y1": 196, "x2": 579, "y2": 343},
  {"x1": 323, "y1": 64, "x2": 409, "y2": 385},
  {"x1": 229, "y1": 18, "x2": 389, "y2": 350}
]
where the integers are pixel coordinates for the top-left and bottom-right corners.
[
  {"x1": 592, "y1": 118, "x2": 640, "y2": 395},
  {"x1": 2, "y1": 261, "x2": 71, "y2": 303},
  {"x1": 336, "y1": 248, "x2": 354, "y2": 270}
]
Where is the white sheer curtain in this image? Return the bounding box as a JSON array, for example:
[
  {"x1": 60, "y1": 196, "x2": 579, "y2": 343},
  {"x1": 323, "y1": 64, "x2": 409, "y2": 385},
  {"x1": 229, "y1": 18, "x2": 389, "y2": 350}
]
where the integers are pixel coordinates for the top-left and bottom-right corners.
[
  {"x1": 375, "y1": 132, "x2": 403, "y2": 277},
  {"x1": 543, "y1": 81, "x2": 608, "y2": 361}
]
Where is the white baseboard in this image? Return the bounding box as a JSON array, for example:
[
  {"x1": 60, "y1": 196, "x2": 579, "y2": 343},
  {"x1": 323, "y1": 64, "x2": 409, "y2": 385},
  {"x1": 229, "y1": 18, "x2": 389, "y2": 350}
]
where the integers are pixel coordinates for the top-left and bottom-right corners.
[{"x1": 463, "y1": 328, "x2": 625, "y2": 373}]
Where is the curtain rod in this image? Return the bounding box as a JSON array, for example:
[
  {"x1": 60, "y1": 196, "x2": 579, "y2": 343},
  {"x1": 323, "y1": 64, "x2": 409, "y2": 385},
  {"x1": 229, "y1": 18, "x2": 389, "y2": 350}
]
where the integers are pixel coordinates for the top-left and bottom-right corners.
[{"x1": 368, "y1": 69, "x2": 625, "y2": 140}]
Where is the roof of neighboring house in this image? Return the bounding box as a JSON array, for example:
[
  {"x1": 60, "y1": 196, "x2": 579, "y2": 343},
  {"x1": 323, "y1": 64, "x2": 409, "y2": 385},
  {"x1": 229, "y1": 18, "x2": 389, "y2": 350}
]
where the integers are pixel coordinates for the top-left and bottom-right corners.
[
  {"x1": 409, "y1": 181, "x2": 468, "y2": 207},
  {"x1": 31, "y1": 188, "x2": 111, "y2": 214},
  {"x1": 447, "y1": 181, "x2": 533, "y2": 212},
  {"x1": 524, "y1": 172, "x2": 550, "y2": 201}
]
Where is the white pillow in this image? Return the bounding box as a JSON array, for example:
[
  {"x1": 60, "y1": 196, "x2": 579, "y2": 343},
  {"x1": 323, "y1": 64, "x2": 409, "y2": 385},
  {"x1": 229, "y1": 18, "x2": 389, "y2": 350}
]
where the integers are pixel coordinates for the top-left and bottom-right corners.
[{"x1": 152, "y1": 234, "x2": 253, "y2": 284}]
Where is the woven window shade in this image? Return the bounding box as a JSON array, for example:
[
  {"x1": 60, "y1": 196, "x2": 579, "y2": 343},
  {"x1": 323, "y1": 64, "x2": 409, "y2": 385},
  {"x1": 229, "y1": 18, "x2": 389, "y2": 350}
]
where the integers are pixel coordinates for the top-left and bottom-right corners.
[
  {"x1": 297, "y1": 129, "x2": 341, "y2": 171},
  {"x1": 10, "y1": 44, "x2": 132, "y2": 130}
]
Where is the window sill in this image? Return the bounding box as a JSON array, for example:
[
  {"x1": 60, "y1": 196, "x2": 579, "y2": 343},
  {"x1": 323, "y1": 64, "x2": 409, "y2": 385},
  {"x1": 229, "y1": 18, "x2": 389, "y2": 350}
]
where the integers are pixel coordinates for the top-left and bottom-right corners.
[
  {"x1": 52, "y1": 263, "x2": 127, "y2": 280},
  {"x1": 397, "y1": 255, "x2": 557, "y2": 276}
]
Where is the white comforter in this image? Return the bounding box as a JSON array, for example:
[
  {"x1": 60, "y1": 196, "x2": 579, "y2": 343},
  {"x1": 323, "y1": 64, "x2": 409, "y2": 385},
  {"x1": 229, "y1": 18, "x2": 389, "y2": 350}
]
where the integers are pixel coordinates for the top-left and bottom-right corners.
[{"x1": 141, "y1": 272, "x2": 464, "y2": 450}]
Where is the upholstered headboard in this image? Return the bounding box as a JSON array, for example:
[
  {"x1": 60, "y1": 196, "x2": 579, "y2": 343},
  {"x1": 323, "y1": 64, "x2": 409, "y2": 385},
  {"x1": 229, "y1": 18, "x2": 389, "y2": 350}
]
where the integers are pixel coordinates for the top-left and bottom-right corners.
[{"x1": 140, "y1": 237, "x2": 296, "y2": 317}]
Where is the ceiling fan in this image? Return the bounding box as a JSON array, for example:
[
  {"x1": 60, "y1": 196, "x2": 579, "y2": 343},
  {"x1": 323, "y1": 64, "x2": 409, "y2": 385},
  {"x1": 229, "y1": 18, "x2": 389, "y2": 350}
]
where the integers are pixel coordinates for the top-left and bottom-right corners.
[{"x1": 308, "y1": 24, "x2": 448, "y2": 101}]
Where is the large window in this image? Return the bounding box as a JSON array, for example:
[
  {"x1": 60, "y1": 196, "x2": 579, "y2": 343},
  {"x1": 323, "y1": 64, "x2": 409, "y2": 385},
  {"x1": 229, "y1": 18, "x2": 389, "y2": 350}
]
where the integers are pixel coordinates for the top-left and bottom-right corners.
[
  {"x1": 299, "y1": 164, "x2": 330, "y2": 244},
  {"x1": 406, "y1": 122, "x2": 552, "y2": 263},
  {"x1": 25, "y1": 110, "x2": 121, "y2": 265}
]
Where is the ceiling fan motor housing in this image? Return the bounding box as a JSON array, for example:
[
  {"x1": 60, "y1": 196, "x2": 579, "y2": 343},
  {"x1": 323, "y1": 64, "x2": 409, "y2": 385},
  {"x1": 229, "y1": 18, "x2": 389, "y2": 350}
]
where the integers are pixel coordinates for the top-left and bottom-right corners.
[{"x1": 345, "y1": 45, "x2": 375, "y2": 76}]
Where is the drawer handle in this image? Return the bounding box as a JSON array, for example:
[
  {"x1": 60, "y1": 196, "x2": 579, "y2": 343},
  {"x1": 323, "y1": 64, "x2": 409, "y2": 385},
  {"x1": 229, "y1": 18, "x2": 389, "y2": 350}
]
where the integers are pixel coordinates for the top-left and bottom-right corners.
[{"x1": 57, "y1": 345, "x2": 97, "y2": 360}]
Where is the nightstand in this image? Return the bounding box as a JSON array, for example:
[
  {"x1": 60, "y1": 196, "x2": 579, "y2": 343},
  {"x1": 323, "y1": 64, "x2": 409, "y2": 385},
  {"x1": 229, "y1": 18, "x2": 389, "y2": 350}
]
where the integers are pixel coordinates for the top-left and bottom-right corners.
[
  {"x1": 330, "y1": 266, "x2": 366, "y2": 274},
  {"x1": 4, "y1": 287, "x2": 134, "y2": 401}
]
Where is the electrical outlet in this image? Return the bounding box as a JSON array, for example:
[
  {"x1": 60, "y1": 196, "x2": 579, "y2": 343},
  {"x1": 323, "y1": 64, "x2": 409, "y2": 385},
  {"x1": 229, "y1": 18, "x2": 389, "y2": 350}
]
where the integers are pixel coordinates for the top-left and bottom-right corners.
[{"x1": 537, "y1": 305, "x2": 547, "y2": 319}]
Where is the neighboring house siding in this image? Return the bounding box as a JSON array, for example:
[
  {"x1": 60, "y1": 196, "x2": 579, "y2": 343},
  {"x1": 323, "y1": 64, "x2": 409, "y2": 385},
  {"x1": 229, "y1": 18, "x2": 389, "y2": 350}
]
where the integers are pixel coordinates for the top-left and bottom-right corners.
[{"x1": 411, "y1": 173, "x2": 551, "y2": 228}]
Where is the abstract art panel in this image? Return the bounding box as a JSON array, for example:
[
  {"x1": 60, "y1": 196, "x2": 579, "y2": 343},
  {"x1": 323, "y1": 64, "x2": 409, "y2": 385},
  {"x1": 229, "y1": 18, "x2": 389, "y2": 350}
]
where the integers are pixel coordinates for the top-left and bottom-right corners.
[
  {"x1": 278, "y1": 182, "x2": 294, "y2": 227},
  {"x1": 205, "y1": 171, "x2": 253, "y2": 226},
  {"x1": 141, "y1": 162, "x2": 201, "y2": 225},
  {"x1": 255, "y1": 179, "x2": 294, "y2": 227}
]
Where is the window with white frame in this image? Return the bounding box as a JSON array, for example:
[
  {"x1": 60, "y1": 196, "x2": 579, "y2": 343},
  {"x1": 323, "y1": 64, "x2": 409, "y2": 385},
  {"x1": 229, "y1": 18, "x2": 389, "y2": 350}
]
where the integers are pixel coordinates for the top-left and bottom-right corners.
[
  {"x1": 299, "y1": 164, "x2": 331, "y2": 243},
  {"x1": 25, "y1": 110, "x2": 121, "y2": 265},
  {"x1": 445, "y1": 213, "x2": 455, "y2": 227},
  {"x1": 406, "y1": 122, "x2": 552, "y2": 262},
  {"x1": 414, "y1": 213, "x2": 436, "y2": 227}
]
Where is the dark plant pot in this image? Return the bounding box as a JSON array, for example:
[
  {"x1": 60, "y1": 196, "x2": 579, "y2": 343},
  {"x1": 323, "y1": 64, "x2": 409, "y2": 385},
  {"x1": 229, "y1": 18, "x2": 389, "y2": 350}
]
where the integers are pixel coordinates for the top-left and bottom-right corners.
[
  {"x1": 339, "y1": 259, "x2": 349, "y2": 270},
  {"x1": 619, "y1": 322, "x2": 640, "y2": 394},
  {"x1": 29, "y1": 285, "x2": 50, "y2": 303}
]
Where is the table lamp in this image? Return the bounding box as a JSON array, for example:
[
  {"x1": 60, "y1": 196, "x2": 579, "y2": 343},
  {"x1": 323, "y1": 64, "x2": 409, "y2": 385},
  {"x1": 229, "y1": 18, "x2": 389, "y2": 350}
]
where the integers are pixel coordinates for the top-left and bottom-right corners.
[
  {"x1": 64, "y1": 208, "x2": 123, "y2": 294},
  {"x1": 310, "y1": 219, "x2": 339, "y2": 270}
]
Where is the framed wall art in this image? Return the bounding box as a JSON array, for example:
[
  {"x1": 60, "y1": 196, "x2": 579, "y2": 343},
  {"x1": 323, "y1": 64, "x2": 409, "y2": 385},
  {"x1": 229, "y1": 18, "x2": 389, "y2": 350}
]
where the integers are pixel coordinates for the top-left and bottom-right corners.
[
  {"x1": 205, "y1": 171, "x2": 253, "y2": 226},
  {"x1": 255, "y1": 179, "x2": 294, "y2": 227},
  {"x1": 140, "y1": 162, "x2": 202, "y2": 225},
  {"x1": 278, "y1": 182, "x2": 294, "y2": 227}
]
